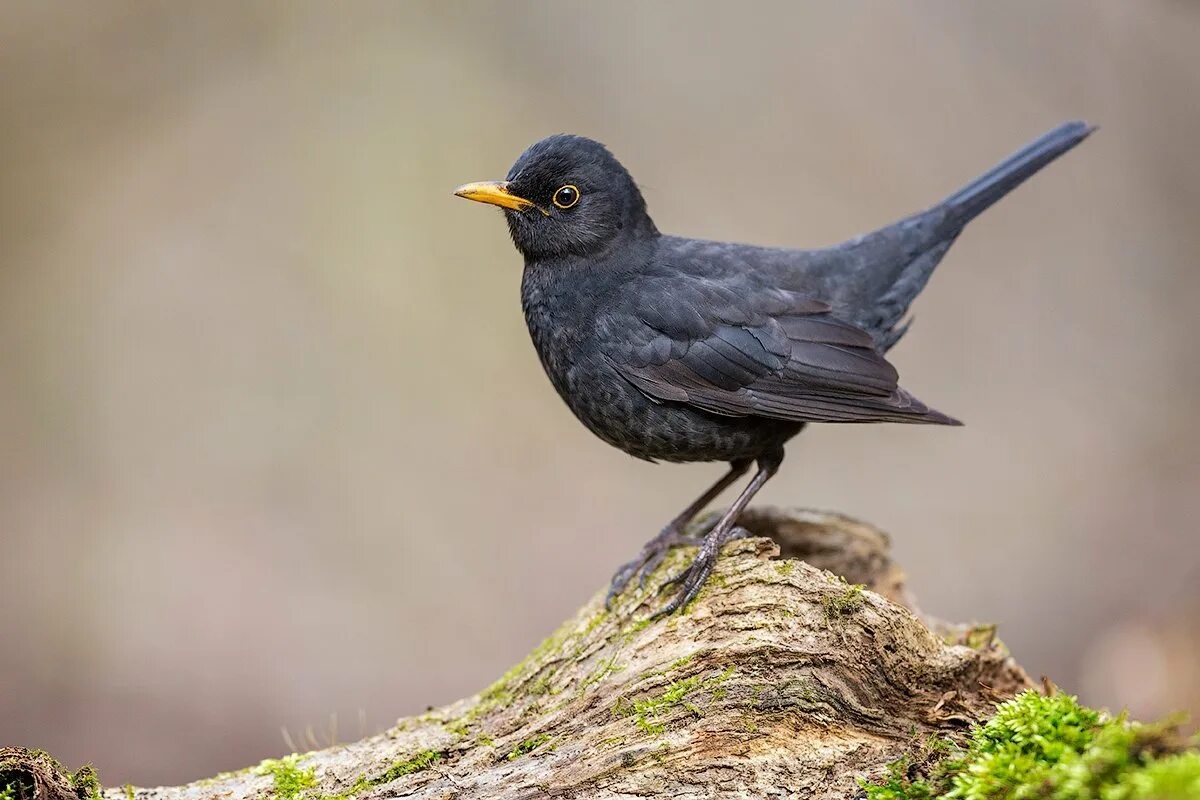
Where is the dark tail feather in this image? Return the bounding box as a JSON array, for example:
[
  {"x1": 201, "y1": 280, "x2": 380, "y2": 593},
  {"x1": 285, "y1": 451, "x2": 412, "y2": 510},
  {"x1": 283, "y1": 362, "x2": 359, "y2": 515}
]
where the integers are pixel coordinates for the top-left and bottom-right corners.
[
  {"x1": 863, "y1": 121, "x2": 1094, "y2": 349},
  {"x1": 941, "y1": 120, "x2": 1095, "y2": 229}
]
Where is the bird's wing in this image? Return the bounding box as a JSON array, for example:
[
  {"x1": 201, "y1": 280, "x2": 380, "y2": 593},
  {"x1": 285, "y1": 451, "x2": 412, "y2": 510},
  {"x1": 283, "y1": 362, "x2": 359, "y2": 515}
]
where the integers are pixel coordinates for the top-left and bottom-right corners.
[{"x1": 607, "y1": 281, "x2": 958, "y2": 425}]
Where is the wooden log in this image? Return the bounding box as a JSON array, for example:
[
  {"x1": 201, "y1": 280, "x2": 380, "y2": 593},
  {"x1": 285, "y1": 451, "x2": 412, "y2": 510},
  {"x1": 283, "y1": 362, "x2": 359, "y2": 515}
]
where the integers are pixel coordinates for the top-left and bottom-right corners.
[{"x1": 2, "y1": 508, "x2": 1031, "y2": 800}]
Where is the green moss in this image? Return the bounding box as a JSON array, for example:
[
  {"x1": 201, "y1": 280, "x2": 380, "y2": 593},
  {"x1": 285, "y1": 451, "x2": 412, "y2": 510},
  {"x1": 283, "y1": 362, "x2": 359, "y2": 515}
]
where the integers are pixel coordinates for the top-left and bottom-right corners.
[
  {"x1": 255, "y1": 755, "x2": 317, "y2": 800},
  {"x1": 579, "y1": 655, "x2": 625, "y2": 693},
  {"x1": 443, "y1": 719, "x2": 471, "y2": 737},
  {"x1": 316, "y1": 749, "x2": 444, "y2": 796},
  {"x1": 506, "y1": 734, "x2": 553, "y2": 761},
  {"x1": 581, "y1": 610, "x2": 608, "y2": 636},
  {"x1": 123, "y1": 784, "x2": 135, "y2": 800},
  {"x1": 669, "y1": 654, "x2": 694, "y2": 670},
  {"x1": 634, "y1": 676, "x2": 702, "y2": 734},
  {"x1": 0, "y1": 773, "x2": 28, "y2": 800},
  {"x1": 476, "y1": 733, "x2": 495, "y2": 748},
  {"x1": 315, "y1": 775, "x2": 371, "y2": 800},
  {"x1": 472, "y1": 608, "x2": 613, "y2": 719},
  {"x1": 863, "y1": 757, "x2": 935, "y2": 800},
  {"x1": 0, "y1": 751, "x2": 101, "y2": 800},
  {"x1": 376, "y1": 750, "x2": 441, "y2": 784},
  {"x1": 612, "y1": 667, "x2": 735, "y2": 736},
  {"x1": 68, "y1": 765, "x2": 103, "y2": 800},
  {"x1": 197, "y1": 767, "x2": 250, "y2": 787},
  {"x1": 861, "y1": 690, "x2": 1200, "y2": 800},
  {"x1": 479, "y1": 639, "x2": 555, "y2": 705},
  {"x1": 823, "y1": 582, "x2": 865, "y2": 618},
  {"x1": 1116, "y1": 752, "x2": 1200, "y2": 798},
  {"x1": 774, "y1": 561, "x2": 795, "y2": 576}
]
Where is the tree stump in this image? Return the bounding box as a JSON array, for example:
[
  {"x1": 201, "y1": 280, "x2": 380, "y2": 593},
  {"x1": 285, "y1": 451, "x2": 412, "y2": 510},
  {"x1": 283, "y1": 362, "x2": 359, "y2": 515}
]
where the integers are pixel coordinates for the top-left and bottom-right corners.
[{"x1": 3, "y1": 508, "x2": 1032, "y2": 799}]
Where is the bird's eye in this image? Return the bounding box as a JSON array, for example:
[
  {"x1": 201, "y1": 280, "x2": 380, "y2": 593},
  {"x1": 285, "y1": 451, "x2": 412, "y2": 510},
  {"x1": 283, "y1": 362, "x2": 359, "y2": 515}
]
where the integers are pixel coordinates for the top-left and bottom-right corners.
[{"x1": 552, "y1": 184, "x2": 580, "y2": 209}]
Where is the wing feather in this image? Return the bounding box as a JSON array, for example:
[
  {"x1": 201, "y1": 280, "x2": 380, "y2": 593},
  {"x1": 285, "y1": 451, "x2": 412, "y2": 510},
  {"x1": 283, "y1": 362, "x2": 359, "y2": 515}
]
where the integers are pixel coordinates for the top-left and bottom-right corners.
[{"x1": 609, "y1": 285, "x2": 958, "y2": 426}]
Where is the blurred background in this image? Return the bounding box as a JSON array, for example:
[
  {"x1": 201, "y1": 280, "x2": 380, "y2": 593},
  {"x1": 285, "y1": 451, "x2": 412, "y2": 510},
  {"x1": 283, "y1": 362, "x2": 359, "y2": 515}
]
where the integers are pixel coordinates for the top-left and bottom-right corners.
[{"x1": 2, "y1": 0, "x2": 1198, "y2": 786}]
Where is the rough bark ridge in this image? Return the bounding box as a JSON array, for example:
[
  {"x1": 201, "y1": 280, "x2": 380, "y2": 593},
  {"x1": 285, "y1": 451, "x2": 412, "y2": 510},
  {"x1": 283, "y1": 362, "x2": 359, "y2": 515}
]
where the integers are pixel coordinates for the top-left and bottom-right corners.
[{"x1": 6, "y1": 508, "x2": 1032, "y2": 799}]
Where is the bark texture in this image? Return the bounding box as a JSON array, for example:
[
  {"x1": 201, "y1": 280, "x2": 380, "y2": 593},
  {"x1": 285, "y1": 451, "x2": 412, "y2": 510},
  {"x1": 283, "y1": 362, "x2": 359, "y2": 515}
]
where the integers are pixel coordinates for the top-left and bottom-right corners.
[{"x1": 5, "y1": 508, "x2": 1032, "y2": 800}]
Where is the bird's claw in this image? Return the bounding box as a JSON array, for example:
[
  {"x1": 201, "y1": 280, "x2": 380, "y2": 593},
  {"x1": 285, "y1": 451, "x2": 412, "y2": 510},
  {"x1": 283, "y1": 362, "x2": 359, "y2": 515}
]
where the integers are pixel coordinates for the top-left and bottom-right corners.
[
  {"x1": 651, "y1": 525, "x2": 750, "y2": 618},
  {"x1": 605, "y1": 527, "x2": 703, "y2": 610}
]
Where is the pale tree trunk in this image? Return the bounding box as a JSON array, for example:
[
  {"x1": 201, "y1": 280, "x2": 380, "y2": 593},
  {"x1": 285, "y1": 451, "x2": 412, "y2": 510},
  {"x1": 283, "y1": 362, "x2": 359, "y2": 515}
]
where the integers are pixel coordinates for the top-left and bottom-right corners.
[{"x1": 2, "y1": 508, "x2": 1031, "y2": 800}]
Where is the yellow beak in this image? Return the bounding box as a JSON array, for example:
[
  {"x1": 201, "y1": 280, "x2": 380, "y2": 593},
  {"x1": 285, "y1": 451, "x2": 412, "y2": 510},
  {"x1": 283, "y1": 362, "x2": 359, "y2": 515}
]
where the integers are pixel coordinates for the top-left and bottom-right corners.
[{"x1": 453, "y1": 181, "x2": 536, "y2": 212}]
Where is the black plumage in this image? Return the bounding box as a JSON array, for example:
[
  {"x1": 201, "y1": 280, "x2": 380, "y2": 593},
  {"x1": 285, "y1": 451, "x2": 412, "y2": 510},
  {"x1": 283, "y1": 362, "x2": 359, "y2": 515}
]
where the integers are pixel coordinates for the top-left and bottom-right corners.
[{"x1": 455, "y1": 121, "x2": 1092, "y2": 615}]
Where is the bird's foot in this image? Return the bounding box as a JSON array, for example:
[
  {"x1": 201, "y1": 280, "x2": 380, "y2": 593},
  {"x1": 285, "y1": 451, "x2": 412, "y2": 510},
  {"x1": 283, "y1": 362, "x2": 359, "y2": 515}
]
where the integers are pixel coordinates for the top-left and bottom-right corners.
[
  {"x1": 605, "y1": 525, "x2": 707, "y2": 610},
  {"x1": 651, "y1": 524, "x2": 750, "y2": 618}
]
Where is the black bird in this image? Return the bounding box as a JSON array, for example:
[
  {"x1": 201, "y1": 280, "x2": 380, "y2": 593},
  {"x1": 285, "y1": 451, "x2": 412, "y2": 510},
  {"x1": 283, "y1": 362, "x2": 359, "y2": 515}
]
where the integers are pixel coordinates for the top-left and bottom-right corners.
[{"x1": 455, "y1": 122, "x2": 1092, "y2": 616}]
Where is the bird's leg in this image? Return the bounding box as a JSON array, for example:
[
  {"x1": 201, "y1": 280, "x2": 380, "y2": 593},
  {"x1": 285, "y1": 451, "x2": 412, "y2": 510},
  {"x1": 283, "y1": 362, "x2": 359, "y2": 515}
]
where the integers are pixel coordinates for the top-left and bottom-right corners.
[
  {"x1": 605, "y1": 459, "x2": 751, "y2": 609},
  {"x1": 653, "y1": 451, "x2": 783, "y2": 618}
]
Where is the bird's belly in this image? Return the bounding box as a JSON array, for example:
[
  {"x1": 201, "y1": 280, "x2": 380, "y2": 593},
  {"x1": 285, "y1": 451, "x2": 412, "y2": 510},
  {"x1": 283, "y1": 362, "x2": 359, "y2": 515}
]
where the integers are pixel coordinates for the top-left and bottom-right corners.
[{"x1": 555, "y1": 357, "x2": 798, "y2": 463}]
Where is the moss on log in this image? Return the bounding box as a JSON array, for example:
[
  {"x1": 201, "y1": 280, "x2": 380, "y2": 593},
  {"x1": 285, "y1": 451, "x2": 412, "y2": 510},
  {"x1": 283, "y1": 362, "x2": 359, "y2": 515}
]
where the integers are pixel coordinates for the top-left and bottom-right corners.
[{"x1": 6, "y1": 508, "x2": 1195, "y2": 798}]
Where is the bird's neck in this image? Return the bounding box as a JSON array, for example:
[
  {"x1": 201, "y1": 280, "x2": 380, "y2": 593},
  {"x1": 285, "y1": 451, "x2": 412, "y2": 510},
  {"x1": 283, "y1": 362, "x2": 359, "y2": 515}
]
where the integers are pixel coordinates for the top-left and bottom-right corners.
[
  {"x1": 625, "y1": 197, "x2": 659, "y2": 240},
  {"x1": 520, "y1": 236, "x2": 655, "y2": 338}
]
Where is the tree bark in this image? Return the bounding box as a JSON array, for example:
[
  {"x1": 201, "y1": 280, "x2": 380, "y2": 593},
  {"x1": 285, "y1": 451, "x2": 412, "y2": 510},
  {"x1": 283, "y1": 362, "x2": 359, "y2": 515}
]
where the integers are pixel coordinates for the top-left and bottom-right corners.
[{"x1": 3, "y1": 508, "x2": 1032, "y2": 800}]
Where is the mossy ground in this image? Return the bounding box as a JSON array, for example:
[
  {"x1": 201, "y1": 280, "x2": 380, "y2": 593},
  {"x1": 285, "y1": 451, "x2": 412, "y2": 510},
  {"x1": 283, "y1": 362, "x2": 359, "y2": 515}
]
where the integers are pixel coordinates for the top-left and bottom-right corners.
[{"x1": 861, "y1": 690, "x2": 1200, "y2": 800}]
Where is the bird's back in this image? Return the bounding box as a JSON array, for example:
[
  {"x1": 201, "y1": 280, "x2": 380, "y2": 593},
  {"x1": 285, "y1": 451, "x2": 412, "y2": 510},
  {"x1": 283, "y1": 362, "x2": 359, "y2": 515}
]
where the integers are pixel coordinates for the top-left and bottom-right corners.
[{"x1": 667, "y1": 121, "x2": 1094, "y2": 350}]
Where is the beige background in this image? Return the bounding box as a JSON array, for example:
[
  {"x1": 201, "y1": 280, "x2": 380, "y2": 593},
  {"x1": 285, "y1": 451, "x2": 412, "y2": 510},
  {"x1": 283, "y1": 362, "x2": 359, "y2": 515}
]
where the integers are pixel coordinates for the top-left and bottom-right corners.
[{"x1": 2, "y1": 1, "x2": 1198, "y2": 786}]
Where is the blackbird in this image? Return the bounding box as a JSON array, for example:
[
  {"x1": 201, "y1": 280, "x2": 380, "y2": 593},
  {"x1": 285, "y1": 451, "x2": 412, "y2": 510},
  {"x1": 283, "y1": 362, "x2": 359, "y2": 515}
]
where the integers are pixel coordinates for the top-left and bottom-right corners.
[{"x1": 454, "y1": 121, "x2": 1092, "y2": 616}]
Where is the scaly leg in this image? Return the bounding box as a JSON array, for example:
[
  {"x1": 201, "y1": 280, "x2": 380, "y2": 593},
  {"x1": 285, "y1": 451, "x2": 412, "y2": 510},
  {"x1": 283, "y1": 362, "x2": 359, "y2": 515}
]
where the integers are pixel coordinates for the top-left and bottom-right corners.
[
  {"x1": 605, "y1": 459, "x2": 751, "y2": 609},
  {"x1": 653, "y1": 450, "x2": 783, "y2": 618}
]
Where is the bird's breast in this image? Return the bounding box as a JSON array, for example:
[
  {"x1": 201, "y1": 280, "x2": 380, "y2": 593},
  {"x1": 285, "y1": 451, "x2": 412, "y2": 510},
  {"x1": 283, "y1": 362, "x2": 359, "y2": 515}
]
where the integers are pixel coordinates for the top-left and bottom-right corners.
[
  {"x1": 518, "y1": 267, "x2": 799, "y2": 463},
  {"x1": 520, "y1": 268, "x2": 603, "y2": 408}
]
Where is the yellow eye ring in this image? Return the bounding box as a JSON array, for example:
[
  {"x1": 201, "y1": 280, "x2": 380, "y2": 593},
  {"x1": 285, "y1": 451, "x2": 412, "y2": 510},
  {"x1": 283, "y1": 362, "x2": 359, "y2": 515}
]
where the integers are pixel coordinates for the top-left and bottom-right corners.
[{"x1": 552, "y1": 184, "x2": 580, "y2": 209}]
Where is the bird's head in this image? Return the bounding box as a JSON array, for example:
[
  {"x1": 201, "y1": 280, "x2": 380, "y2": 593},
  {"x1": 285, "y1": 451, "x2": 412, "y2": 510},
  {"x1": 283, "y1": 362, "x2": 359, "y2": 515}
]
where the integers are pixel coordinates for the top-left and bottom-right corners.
[{"x1": 454, "y1": 134, "x2": 657, "y2": 260}]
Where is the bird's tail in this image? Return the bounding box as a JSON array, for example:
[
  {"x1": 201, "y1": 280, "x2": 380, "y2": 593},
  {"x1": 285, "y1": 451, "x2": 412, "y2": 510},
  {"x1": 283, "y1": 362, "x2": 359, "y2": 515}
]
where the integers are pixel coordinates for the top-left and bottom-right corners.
[
  {"x1": 861, "y1": 121, "x2": 1094, "y2": 350},
  {"x1": 938, "y1": 120, "x2": 1095, "y2": 231}
]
